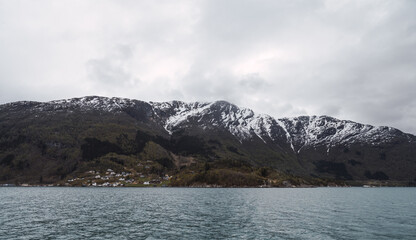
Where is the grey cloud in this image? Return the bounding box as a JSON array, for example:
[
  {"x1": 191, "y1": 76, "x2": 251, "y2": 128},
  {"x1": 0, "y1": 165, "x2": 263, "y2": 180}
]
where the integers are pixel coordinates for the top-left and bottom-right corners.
[
  {"x1": 87, "y1": 58, "x2": 131, "y2": 85},
  {"x1": 181, "y1": 67, "x2": 239, "y2": 102},
  {"x1": 0, "y1": 0, "x2": 416, "y2": 134},
  {"x1": 239, "y1": 73, "x2": 268, "y2": 91},
  {"x1": 86, "y1": 44, "x2": 137, "y2": 86}
]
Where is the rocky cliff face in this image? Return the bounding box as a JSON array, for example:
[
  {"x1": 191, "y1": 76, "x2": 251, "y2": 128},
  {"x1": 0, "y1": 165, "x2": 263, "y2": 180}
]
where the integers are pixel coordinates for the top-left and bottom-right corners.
[{"x1": 1, "y1": 96, "x2": 415, "y2": 183}]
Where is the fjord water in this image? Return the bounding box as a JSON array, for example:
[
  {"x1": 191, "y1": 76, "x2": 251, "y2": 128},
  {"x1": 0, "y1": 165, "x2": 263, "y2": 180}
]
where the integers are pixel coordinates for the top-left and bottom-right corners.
[{"x1": 1, "y1": 188, "x2": 415, "y2": 239}]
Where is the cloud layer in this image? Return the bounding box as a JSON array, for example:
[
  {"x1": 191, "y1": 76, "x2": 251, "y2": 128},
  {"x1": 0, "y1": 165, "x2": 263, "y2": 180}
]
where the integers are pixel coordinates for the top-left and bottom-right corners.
[{"x1": 1, "y1": 0, "x2": 416, "y2": 133}]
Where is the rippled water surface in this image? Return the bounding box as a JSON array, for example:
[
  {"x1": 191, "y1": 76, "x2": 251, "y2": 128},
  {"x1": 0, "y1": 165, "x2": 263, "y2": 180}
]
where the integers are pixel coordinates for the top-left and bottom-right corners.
[{"x1": 1, "y1": 187, "x2": 415, "y2": 239}]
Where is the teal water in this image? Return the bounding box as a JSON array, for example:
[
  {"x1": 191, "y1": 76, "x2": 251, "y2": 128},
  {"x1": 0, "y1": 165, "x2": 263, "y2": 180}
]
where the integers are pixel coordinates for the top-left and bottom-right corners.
[{"x1": 0, "y1": 187, "x2": 415, "y2": 239}]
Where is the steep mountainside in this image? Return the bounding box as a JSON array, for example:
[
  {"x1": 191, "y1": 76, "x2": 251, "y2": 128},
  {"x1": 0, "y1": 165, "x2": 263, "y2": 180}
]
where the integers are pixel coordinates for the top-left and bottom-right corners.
[{"x1": 0, "y1": 96, "x2": 415, "y2": 185}]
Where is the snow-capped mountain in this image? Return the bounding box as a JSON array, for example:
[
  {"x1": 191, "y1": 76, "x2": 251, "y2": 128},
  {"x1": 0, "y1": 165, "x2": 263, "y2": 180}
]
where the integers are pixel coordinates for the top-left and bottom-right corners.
[
  {"x1": 1, "y1": 96, "x2": 415, "y2": 182},
  {"x1": 2, "y1": 96, "x2": 414, "y2": 154},
  {"x1": 150, "y1": 99, "x2": 414, "y2": 153}
]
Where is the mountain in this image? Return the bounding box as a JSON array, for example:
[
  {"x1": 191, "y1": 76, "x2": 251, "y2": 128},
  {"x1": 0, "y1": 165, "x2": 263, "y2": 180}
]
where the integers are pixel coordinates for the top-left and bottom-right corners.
[{"x1": 0, "y1": 96, "x2": 415, "y2": 186}]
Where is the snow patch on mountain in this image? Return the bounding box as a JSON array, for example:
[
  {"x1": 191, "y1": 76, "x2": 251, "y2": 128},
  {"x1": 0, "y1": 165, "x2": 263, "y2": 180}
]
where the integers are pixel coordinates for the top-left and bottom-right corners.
[
  {"x1": 151, "y1": 101, "x2": 213, "y2": 134},
  {"x1": 279, "y1": 115, "x2": 404, "y2": 152},
  {"x1": 151, "y1": 100, "x2": 280, "y2": 144},
  {"x1": 275, "y1": 119, "x2": 295, "y2": 151},
  {"x1": 26, "y1": 96, "x2": 138, "y2": 112}
]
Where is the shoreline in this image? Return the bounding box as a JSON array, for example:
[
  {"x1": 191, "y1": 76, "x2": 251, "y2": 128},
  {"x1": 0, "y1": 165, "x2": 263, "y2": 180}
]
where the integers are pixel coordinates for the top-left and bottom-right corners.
[{"x1": 1, "y1": 184, "x2": 415, "y2": 188}]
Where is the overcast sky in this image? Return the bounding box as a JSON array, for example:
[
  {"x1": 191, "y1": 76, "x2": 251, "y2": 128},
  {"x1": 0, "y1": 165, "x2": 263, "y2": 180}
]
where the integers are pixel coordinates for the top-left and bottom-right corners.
[{"x1": 1, "y1": 0, "x2": 416, "y2": 134}]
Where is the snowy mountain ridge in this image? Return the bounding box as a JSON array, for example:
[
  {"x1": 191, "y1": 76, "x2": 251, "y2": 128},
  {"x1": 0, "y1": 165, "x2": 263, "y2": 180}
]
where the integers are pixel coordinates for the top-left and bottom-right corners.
[
  {"x1": 147, "y1": 98, "x2": 413, "y2": 153},
  {"x1": 2, "y1": 96, "x2": 413, "y2": 153}
]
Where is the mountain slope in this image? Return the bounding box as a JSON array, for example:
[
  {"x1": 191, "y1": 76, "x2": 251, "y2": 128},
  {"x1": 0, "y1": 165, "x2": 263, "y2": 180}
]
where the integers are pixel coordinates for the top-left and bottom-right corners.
[{"x1": 0, "y1": 96, "x2": 415, "y2": 185}]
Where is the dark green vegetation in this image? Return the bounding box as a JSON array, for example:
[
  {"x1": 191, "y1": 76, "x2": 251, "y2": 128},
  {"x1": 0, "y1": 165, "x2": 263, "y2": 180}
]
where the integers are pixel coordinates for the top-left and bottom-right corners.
[{"x1": 0, "y1": 98, "x2": 415, "y2": 187}]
